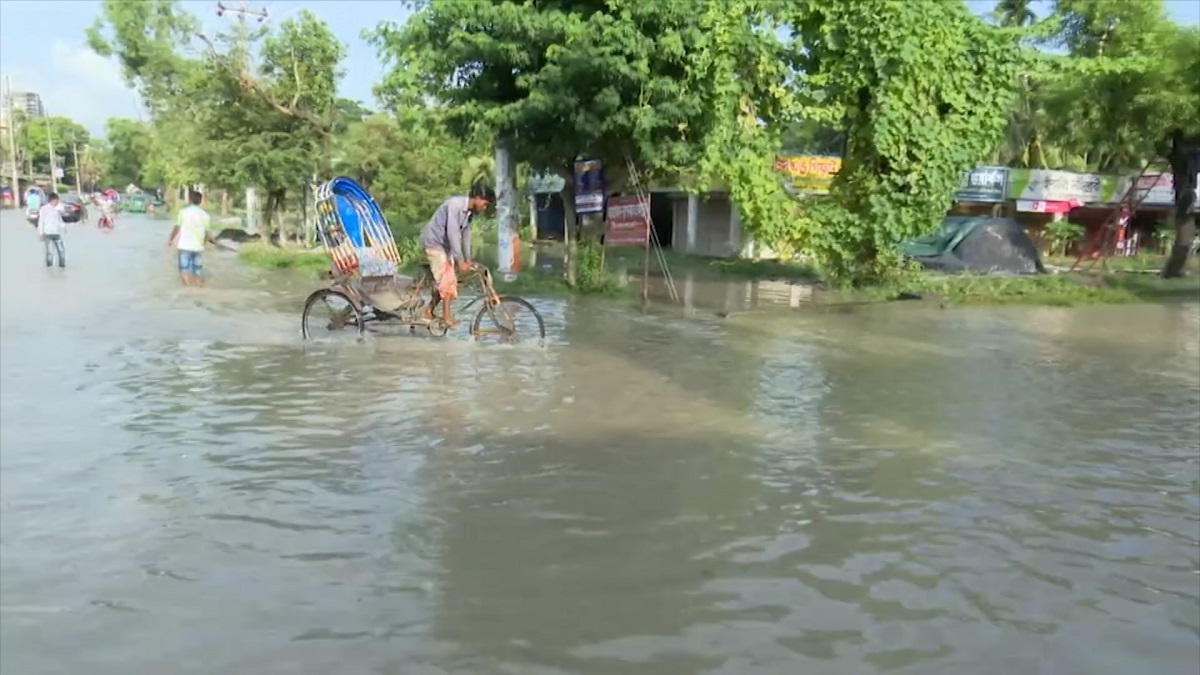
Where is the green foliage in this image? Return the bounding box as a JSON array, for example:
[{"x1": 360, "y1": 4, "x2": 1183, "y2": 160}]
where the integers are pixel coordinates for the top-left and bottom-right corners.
[
  {"x1": 368, "y1": 0, "x2": 771, "y2": 212},
  {"x1": 374, "y1": 0, "x2": 710, "y2": 172},
  {"x1": 101, "y1": 118, "x2": 153, "y2": 188},
  {"x1": 1000, "y1": 0, "x2": 1199, "y2": 172},
  {"x1": 334, "y1": 112, "x2": 468, "y2": 232},
  {"x1": 845, "y1": 271, "x2": 1195, "y2": 306},
  {"x1": 694, "y1": 0, "x2": 1026, "y2": 283},
  {"x1": 1045, "y1": 219, "x2": 1086, "y2": 255},
  {"x1": 89, "y1": 1, "x2": 345, "y2": 235},
  {"x1": 15, "y1": 115, "x2": 89, "y2": 175},
  {"x1": 237, "y1": 242, "x2": 330, "y2": 270}
]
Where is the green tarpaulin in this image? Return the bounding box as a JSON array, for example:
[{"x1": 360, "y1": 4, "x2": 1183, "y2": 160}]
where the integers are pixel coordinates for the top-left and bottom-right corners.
[{"x1": 899, "y1": 217, "x2": 987, "y2": 259}]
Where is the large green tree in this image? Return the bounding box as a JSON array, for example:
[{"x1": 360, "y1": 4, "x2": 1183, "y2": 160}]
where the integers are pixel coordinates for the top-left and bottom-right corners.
[
  {"x1": 334, "y1": 111, "x2": 467, "y2": 236},
  {"x1": 89, "y1": 0, "x2": 344, "y2": 238},
  {"x1": 369, "y1": 0, "x2": 780, "y2": 282},
  {"x1": 1037, "y1": 0, "x2": 1192, "y2": 172},
  {"x1": 694, "y1": 0, "x2": 1027, "y2": 281},
  {"x1": 102, "y1": 118, "x2": 153, "y2": 188},
  {"x1": 17, "y1": 115, "x2": 89, "y2": 177}
]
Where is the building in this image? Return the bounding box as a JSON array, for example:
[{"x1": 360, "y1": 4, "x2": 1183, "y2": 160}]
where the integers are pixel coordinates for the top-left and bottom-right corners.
[{"x1": 9, "y1": 91, "x2": 44, "y2": 118}]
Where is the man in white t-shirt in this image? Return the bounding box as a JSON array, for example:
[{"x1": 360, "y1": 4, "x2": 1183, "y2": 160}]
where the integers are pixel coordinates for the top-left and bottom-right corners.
[
  {"x1": 166, "y1": 189, "x2": 215, "y2": 286},
  {"x1": 38, "y1": 192, "x2": 67, "y2": 268}
]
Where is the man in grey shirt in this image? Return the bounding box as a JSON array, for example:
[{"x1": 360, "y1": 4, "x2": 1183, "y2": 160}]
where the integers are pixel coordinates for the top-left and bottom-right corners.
[
  {"x1": 37, "y1": 192, "x2": 67, "y2": 268},
  {"x1": 420, "y1": 183, "x2": 495, "y2": 327}
]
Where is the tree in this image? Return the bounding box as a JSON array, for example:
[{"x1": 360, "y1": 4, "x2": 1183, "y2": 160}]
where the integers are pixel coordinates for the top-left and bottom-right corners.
[
  {"x1": 996, "y1": 0, "x2": 1037, "y2": 27},
  {"x1": 78, "y1": 142, "x2": 108, "y2": 192},
  {"x1": 18, "y1": 116, "x2": 89, "y2": 175},
  {"x1": 89, "y1": 0, "x2": 345, "y2": 239},
  {"x1": 102, "y1": 118, "x2": 153, "y2": 188},
  {"x1": 369, "y1": 0, "x2": 777, "y2": 283},
  {"x1": 1035, "y1": 0, "x2": 1182, "y2": 172},
  {"x1": 333, "y1": 111, "x2": 467, "y2": 235},
  {"x1": 695, "y1": 0, "x2": 1026, "y2": 282}
]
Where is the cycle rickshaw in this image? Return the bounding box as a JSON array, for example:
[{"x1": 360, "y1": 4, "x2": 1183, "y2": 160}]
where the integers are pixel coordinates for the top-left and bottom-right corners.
[{"x1": 301, "y1": 177, "x2": 545, "y2": 345}]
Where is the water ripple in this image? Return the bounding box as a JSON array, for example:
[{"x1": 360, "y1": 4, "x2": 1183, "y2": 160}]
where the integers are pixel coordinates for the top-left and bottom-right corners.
[{"x1": 2, "y1": 216, "x2": 1198, "y2": 674}]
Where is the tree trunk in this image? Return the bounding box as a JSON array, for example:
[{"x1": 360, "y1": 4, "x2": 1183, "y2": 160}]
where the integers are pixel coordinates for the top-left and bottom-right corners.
[
  {"x1": 264, "y1": 189, "x2": 286, "y2": 245},
  {"x1": 560, "y1": 169, "x2": 578, "y2": 287},
  {"x1": 1161, "y1": 209, "x2": 1196, "y2": 278},
  {"x1": 1162, "y1": 135, "x2": 1199, "y2": 278}
]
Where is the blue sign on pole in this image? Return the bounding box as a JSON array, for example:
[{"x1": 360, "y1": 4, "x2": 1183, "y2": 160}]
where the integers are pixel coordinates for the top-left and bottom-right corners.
[
  {"x1": 956, "y1": 166, "x2": 1009, "y2": 203},
  {"x1": 573, "y1": 158, "x2": 606, "y2": 214}
]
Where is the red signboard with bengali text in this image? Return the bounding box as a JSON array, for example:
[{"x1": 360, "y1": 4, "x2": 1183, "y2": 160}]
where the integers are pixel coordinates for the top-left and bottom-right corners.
[{"x1": 604, "y1": 196, "x2": 651, "y2": 247}]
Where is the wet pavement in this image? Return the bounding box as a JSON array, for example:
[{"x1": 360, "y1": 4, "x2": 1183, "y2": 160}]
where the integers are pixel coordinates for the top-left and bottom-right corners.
[{"x1": 1, "y1": 210, "x2": 1198, "y2": 674}]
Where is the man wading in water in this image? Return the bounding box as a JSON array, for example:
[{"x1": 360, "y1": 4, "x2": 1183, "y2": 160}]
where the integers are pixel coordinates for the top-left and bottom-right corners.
[
  {"x1": 166, "y1": 190, "x2": 215, "y2": 286},
  {"x1": 38, "y1": 192, "x2": 67, "y2": 268},
  {"x1": 419, "y1": 183, "x2": 495, "y2": 328}
]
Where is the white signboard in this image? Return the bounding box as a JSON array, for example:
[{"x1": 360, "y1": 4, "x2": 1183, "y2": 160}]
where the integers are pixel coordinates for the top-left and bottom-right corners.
[
  {"x1": 1010, "y1": 169, "x2": 1114, "y2": 203},
  {"x1": 1134, "y1": 173, "x2": 1175, "y2": 206}
]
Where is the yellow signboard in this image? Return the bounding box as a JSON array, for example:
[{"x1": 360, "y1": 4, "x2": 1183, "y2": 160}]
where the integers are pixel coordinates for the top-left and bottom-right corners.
[{"x1": 774, "y1": 155, "x2": 842, "y2": 194}]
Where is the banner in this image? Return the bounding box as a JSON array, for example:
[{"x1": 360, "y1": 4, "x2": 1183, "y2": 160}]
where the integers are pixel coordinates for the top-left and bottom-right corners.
[
  {"x1": 1016, "y1": 198, "x2": 1081, "y2": 214},
  {"x1": 956, "y1": 166, "x2": 1008, "y2": 202},
  {"x1": 604, "y1": 196, "x2": 651, "y2": 247},
  {"x1": 573, "y1": 158, "x2": 605, "y2": 214},
  {"x1": 1007, "y1": 169, "x2": 1122, "y2": 204},
  {"x1": 774, "y1": 155, "x2": 842, "y2": 194}
]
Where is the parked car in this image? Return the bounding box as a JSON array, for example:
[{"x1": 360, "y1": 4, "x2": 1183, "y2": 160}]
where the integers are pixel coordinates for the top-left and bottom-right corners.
[
  {"x1": 58, "y1": 193, "x2": 89, "y2": 223},
  {"x1": 25, "y1": 192, "x2": 89, "y2": 225}
]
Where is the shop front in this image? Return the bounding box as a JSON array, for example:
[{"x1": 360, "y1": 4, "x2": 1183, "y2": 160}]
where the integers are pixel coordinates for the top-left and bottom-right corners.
[{"x1": 1006, "y1": 169, "x2": 1125, "y2": 252}]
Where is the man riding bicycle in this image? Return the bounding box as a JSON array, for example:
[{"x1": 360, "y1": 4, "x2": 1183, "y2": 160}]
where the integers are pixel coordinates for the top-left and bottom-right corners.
[{"x1": 420, "y1": 183, "x2": 495, "y2": 328}]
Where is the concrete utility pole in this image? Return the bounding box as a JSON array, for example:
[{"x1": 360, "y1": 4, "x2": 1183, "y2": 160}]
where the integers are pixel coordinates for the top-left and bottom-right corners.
[
  {"x1": 45, "y1": 117, "x2": 55, "y2": 189},
  {"x1": 4, "y1": 76, "x2": 20, "y2": 205},
  {"x1": 72, "y1": 141, "x2": 83, "y2": 194}
]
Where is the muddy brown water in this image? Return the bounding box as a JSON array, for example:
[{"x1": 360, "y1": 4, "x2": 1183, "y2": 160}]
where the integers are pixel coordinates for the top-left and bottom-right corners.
[{"x1": 2, "y1": 211, "x2": 1198, "y2": 675}]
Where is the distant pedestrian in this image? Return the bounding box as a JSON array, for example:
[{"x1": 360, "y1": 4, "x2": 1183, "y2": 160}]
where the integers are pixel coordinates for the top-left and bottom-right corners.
[
  {"x1": 26, "y1": 189, "x2": 42, "y2": 227},
  {"x1": 38, "y1": 192, "x2": 67, "y2": 268}
]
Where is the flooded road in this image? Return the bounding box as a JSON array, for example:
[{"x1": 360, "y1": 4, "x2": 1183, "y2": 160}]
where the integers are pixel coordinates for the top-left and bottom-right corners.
[{"x1": 2, "y1": 211, "x2": 1198, "y2": 675}]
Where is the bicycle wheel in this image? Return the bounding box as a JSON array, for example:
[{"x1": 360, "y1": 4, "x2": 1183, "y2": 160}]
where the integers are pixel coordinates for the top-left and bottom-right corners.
[
  {"x1": 472, "y1": 295, "x2": 545, "y2": 345},
  {"x1": 302, "y1": 289, "x2": 365, "y2": 341}
]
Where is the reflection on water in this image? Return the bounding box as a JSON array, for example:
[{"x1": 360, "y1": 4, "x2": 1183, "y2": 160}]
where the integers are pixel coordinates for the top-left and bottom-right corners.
[{"x1": 2, "y1": 214, "x2": 1198, "y2": 675}]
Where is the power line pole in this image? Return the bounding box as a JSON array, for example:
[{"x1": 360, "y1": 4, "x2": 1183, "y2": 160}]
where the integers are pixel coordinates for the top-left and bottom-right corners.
[
  {"x1": 45, "y1": 117, "x2": 55, "y2": 190},
  {"x1": 4, "y1": 76, "x2": 20, "y2": 206},
  {"x1": 216, "y1": 1, "x2": 268, "y2": 26},
  {"x1": 217, "y1": 0, "x2": 268, "y2": 233},
  {"x1": 72, "y1": 140, "x2": 83, "y2": 194}
]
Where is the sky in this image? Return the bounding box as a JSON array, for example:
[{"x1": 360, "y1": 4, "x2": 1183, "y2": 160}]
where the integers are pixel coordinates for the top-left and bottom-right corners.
[{"x1": 0, "y1": 0, "x2": 1197, "y2": 136}]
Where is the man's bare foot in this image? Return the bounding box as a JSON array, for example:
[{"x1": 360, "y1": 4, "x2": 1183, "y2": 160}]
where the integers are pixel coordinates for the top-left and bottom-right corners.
[
  {"x1": 421, "y1": 307, "x2": 435, "y2": 321},
  {"x1": 442, "y1": 316, "x2": 460, "y2": 329}
]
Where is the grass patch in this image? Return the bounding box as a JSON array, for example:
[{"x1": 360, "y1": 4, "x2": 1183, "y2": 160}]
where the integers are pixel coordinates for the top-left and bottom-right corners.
[
  {"x1": 1043, "y1": 253, "x2": 1172, "y2": 273},
  {"x1": 848, "y1": 271, "x2": 1200, "y2": 307},
  {"x1": 237, "y1": 242, "x2": 330, "y2": 271}
]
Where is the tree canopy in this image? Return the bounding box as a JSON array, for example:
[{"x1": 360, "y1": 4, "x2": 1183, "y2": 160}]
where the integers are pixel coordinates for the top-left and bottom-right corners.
[
  {"x1": 59, "y1": 0, "x2": 1195, "y2": 275},
  {"x1": 87, "y1": 0, "x2": 345, "y2": 234}
]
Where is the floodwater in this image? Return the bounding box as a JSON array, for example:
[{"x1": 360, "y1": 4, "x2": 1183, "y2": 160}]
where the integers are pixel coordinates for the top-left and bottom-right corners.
[{"x1": 2, "y1": 211, "x2": 1198, "y2": 675}]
